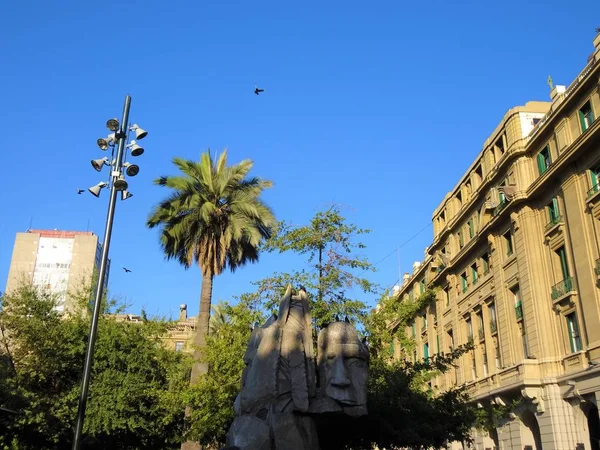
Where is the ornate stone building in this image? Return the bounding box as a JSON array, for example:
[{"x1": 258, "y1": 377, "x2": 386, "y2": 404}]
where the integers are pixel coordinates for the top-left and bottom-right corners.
[{"x1": 389, "y1": 32, "x2": 600, "y2": 450}]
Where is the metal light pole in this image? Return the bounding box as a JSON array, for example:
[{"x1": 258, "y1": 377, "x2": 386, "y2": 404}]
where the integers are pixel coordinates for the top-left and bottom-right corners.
[{"x1": 72, "y1": 95, "x2": 145, "y2": 449}]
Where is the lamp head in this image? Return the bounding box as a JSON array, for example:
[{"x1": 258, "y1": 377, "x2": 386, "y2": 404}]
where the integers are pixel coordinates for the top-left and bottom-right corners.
[
  {"x1": 113, "y1": 175, "x2": 128, "y2": 192},
  {"x1": 129, "y1": 124, "x2": 148, "y2": 140},
  {"x1": 88, "y1": 181, "x2": 108, "y2": 198},
  {"x1": 97, "y1": 133, "x2": 116, "y2": 151},
  {"x1": 128, "y1": 140, "x2": 144, "y2": 157},
  {"x1": 106, "y1": 118, "x2": 119, "y2": 131},
  {"x1": 91, "y1": 157, "x2": 109, "y2": 172},
  {"x1": 123, "y1": 162, "x2": 139, "y2": 177}
]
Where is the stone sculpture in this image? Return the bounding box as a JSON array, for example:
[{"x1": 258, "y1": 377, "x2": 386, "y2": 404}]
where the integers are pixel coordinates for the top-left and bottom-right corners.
[{"x1": 225, "y1": 285, "x2": 369, "y2": 450}]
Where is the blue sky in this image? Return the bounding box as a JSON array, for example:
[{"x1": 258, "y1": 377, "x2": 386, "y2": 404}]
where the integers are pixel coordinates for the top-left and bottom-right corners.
[{"x1": 1, "y1": 1, "x2": 599, "y2": 319}]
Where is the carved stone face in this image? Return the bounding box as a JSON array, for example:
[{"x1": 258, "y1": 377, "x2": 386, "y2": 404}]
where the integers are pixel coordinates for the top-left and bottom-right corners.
[{"x1": 317, "y1": 322, "x2": 369, "y2": 407}]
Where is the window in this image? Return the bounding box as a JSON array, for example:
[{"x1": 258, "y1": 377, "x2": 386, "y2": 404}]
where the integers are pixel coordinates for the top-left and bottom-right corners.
[
  {"x1": 489, "y1": 302, "x2": 497, "y2": 333},
  {"x1": 471, "y1": 263, "x2": 478, "y2": 285},
  {"x1": 482, "y1": 350, "x2": 488, "y2": 377},
  {"x1": 461, "y1": 272, "x2": 468, "y2": 293},
  {"x1": 556, "y1": 246, "x2": 570, "y2": 280},
  {"x1": 477, "y1": 311, "x2": 484, "y2": 340},
  {"x1": 447, "y1": 329, "x2": 454, "y2": 350},
  {"x1": 494, "y1": 339, "x2": 502, "y2": 369},
  {"x1": 471, "y1": 353, "x2": 477, "y2": 379},
  {"x1": 474, "y1": 165, "x2": 483, "y2": 186},
  {"x1": 175, "y1": 341, "x2": 184, "y2": 352},
  {"x1": 589, "y1": 165, "x2": 600, "y2": 196},
  {"x1": 503, "y1": 230, "x2": 514, "y2": 256},
  {"x1": 566, "y1": 312, "x2": 583, "y2": 352},
  {"x1": 512, "y1": 286, "x2": 523, "y2": 321},
  {"x1": 537, "y1": 146, "x2": 552, "y2": 175},
  {"x1": 444, "y1": 287, "x2": 450, "y2": 307},
  {"x1": 495, "y1": 135, "x2": 505, "y2": 156},
  {"x1": 466, "y1": 318, "x2": 473, "y2": 341},
  {"x1": 547, "y1": 197, "x2": 561, "y2": 226},
  {"x1": 420, "y1": 279, "x2": 426, "y2": 294},
  {"x1": 579, "y1": 101, "x2": 595, "y2": 132},
  {"x1": 482, "y1": 253, "x2": 490, "y2": 274},
  {"x1": 468, "y1": 219, "x2": 475, "y2": 239},
  {"x1": 458, "y1": 230, "x2": 464, "y2": 249},
  {"x1": 423, "y1": 343, "x2": 430, "y2": 360},
  {"x1": 423, "y1": 315, "x2": 428, "y2": 330},
  {"x1": 411, "y1": 322, "x2": 416, "y2": 338}
]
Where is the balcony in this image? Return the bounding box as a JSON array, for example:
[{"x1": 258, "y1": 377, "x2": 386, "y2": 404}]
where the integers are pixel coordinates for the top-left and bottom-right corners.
[
  {"x1": 545, "y1": 215, "x2": 562, "y2": 232},
  {"x1": 489, "y1": 320, "x2": 498, "y2": 334},
  {"x1": 551, "y1": 276, "x2": 575, "y2": 301},
  {"x1": 515, "y1": 301, "x2": 523, "y2": 321},
  {"x1": 493, "y1": 198, "x2": 508, "y2": 217},
  {"x1": 588, "y1": 184, "x2": 599, "y2": 199}
]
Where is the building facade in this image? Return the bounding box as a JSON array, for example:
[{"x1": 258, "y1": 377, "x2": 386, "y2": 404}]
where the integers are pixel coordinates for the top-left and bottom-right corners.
[
  {"x1": 4, "y1": 229, "x2": 108, "y2": 313},
  {"x1": 389, "y1": 32, "x2": 600, "y2": 450}
]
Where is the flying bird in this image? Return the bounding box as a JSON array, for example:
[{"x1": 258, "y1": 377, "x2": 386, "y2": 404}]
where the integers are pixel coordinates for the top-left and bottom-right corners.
[
  {"x1": 77, "y1": 189, "x2": 85, "y2": 194},
  {"x1": 254, "y1": 84, "x2": 265, "y2": 95},
  {"x1": 122, "y1": 267, "x2": 132, "y2": 273}
]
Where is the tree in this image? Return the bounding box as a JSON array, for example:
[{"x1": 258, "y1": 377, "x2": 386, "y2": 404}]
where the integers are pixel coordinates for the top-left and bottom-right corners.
[
  {"x1": 0, "y1": 283, "x2": 189, "y2": 450},
  {"x1": 146, "y1": 150, "x2": 276, "y2": 380},
  {"x1": 335, "y1": 288, "x2": 478, "y2": 449},
  {"x1": 252, "y1": 205, "x2": 377, "y2": 326}
]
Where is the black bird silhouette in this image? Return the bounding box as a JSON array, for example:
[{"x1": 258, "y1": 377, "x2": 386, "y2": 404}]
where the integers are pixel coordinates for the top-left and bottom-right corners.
[
  {"x1": 254, "y1": 85, "x2": 265, "y2": 95},
  {"x1": 122, "y1": 267, "x2": 132, "y2": 273},
  {"x1": 76, "y1": 189, "x2": 85, "y2": 194}
]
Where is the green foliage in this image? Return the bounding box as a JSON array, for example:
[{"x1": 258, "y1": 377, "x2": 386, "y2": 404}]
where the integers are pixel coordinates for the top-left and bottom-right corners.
[
  {"x1": 251, "y1": 205, "x2": 377, "y2": 326},
  {"x1": 473, "y1": 397, "x2": 522, "y2": 435},
  {"x1": 366, "y1": 288, "x2": 438, "y2": 360},
  {"x1": 146, "y1": 149, "x2": 276, "y2": 276},
  {"x1": 0, "y1": 283, "x2": 188, "y2": 450},
  {"x1": 318, "y1": 358, "x2": 476, "y2": 450},
  {"x1": 183, "y1": 298, "x2": 263, "y2": 448}
]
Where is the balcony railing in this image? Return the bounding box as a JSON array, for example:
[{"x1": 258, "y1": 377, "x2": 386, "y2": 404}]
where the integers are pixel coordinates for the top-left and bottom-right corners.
[
  {"x1": 515, "y1": 302, "x2": 523, "y2": 320},
  {"x1": 421, "y1": 324, "x2": 427, "y2": 334},
  {"x1": 545, "y1": 215, "x2": 562, "y2": 231},
  {"x1": 489, "y1": 320, "x2": 498, "y2": 334},
  {"x1": 478, "y1": 327, "x2": 485, "y2": 341},
  {"x1": 588, "y1": 184, "x2": 600, "y2": 199},
  {"x1": 493, "y1": 198, "x2": 508, "y2": 217},
  {"x1": 551, "y1": 276, "x2": 575, "y2": 301}
]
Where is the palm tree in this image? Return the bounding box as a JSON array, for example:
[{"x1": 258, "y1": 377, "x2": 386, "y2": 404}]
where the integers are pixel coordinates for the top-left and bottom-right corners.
[
  {"x1": 209, "y1": 300, "x2": 237, "y2": 335},
  {"x1": 147, "y1": 150, "x2": 275, "y2": 381}
]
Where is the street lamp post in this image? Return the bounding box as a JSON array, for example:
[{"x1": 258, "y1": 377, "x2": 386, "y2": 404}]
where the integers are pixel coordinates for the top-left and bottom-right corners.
[{"x1": 72, "y1": 95, "x2": 147, "y2": 450}]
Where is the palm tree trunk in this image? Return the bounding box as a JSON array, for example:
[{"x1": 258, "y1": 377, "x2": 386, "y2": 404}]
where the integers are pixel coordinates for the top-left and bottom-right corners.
[
  {"x1": 190, "y1": 272, "x2": 213, "y2": 384},
  {"x1": 181, "y1": 273, "x2": 214, "y2": 450}
]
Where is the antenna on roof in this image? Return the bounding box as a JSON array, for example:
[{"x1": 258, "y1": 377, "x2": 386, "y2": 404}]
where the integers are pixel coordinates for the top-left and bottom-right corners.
[
  {"x1": 27, "y1": 216, "x2": 33, "y2": 232},
  {"x1": 547, "y1": 75, "x2": 554, "y2": 91}
]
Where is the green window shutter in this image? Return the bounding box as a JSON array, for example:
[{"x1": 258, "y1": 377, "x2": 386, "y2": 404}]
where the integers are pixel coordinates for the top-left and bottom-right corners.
[
  {"x1": 580, "y1": 110, "x2": 587, "y2": 132},
  {"x1": 423, "y1": 343, "x2": 429, "y2": 359},
  {"x1": 558, "y1": 247, "x2": 570, "y2": 279},
  {"x1": 591, "y1": 168, "x2": 599, "y2": 188},
  {"x1": 537, "y1": 153, "x2": 545, "y2": 175},
  {"x1": 552, "y1": 197, "x2": 559, "y2": 220}
]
